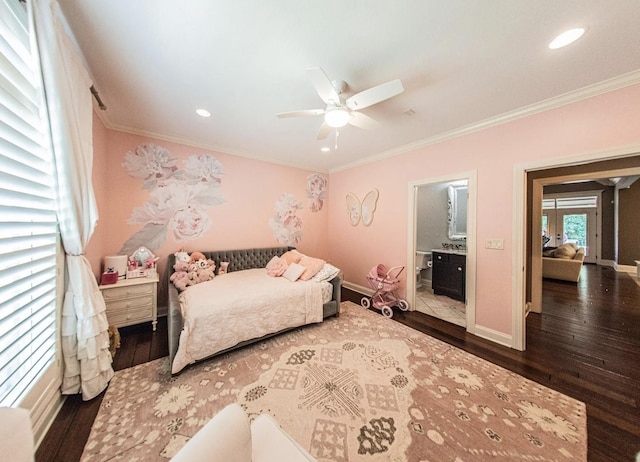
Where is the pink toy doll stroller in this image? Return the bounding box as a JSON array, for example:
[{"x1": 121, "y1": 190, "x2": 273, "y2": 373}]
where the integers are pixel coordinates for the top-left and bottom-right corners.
[{"x1": 361, "y1": 264, "x2": 409, "y2": 318}]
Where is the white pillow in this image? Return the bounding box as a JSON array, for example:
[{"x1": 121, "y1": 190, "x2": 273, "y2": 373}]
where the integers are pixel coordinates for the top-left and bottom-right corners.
[
  {"x1": 311, "y1": 263, "x2": 341, "y2": 282},
  {"x1": 282, "y1": 263, "x2": 305, "y2": 282}
]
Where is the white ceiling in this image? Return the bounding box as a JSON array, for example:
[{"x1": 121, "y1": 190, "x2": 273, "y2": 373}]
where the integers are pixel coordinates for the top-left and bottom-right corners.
[{"x1": 58, "y1": 1, "x2": 640, "y2": 173}]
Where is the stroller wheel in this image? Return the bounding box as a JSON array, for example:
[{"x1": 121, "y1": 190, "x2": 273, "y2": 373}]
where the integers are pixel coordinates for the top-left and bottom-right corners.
[
  {"x1": 361, "y1": 297, "x2": 371, "y2": 309},
  {"x1": 397, "y1": 299, "x2": 409, "y2": 311},
  {"x1": 381, "y1": 306, "x2": 393, "y2": 318}
]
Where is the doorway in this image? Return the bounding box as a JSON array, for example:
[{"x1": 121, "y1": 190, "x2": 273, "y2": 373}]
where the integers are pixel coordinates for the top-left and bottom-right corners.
[
  {"x1": 407, "y1": 171, "x2": 477, "y2": 332},
  {"x1": 512, "y1": 151, "x2": 640, "y2": 351}
]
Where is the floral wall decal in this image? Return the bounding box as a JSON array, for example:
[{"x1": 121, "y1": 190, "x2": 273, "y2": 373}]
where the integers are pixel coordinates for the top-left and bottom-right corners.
[
  {"x1": 120, "y1": 143, "x2": 225, "y2": 255},
  {"x1": 269, "y1": 193, "x2": 303, "y2": 246},
  {"x1": 306, "y1": 173, "x2": 327, "y2": 212}
]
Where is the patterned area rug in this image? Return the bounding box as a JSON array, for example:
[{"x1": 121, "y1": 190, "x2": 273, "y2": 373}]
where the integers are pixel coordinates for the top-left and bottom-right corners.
[{"x1": 81, "y1": 302, "x2": 587, "y2": 461}]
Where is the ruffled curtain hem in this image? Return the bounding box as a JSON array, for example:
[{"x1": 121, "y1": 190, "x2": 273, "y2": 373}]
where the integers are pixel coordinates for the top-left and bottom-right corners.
[{"x1": 62, "y1": 367, "x2": 114, "y2": 401}]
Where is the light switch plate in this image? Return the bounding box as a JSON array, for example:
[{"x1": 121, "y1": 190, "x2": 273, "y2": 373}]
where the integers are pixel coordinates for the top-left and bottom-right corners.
[{"x1": 486, "y1": 239, "x2": 504, "y2": 250}]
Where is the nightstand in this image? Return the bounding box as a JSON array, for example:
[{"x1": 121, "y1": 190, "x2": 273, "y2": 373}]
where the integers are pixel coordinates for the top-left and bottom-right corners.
[{"x1": 99, "y1": 276, "x2": 159, "y2": 331}]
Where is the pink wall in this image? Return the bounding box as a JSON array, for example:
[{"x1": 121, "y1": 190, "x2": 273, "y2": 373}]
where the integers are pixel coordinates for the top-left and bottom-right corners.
[
  {"x1": 328, "y1": 83, "x2": 640, "y2": 336},
  {"x1": 85, "y1": 113, "x2": 109, "y2": 277},
  {"x1": 87, "y1": 83, "x2": 640, "y2": 337},
  {"x1": 86, "y1": 126, "x2": 330, "y2": 305}
]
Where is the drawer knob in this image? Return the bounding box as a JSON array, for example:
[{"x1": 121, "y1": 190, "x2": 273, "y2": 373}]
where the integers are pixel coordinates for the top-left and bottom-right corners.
[{"x1": 457, "y1": 267, "x2": 463, "y2": 271}]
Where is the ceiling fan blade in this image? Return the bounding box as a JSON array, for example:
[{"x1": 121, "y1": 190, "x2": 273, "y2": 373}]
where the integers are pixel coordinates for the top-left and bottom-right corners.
[
  {"x1": 316, "y1": 122, "x2": 331, "y2": 140},
  {"x1": 276, "y1": 109, "x2": 325, "y2": 118},
  {"x1": 307, "y1": 67, "x2": 341, "y2": 105},
  {"x1": 345, "y1": 79, "x2": 404, "y2": 110},
  {"x1": 348, "y1": 111, "x2": 381, "y2": 130}
]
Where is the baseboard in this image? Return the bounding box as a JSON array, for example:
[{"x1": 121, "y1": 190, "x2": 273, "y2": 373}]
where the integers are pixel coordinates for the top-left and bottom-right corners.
[
  {"x1": 342, "y1": 281, "x2": 373, "y2": 296},
  {"x1": 615, "y1": 263, "x2": 636, "y2": 274},
  {"x1": 473, "y1": 325, "x2": 513, "y2": 348},
  {"x1": 346, "y1": 281, "x2": 513, "y2": 348},
  {"x1": 598, "y1": 259, "x2": 615, "y2": 268}
]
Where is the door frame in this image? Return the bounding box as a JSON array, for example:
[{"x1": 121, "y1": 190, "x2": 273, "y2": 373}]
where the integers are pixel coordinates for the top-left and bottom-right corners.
[
  {"x1": 407, "y1": 171, "x2": 477, "y2": 333},
  {"x1": 512, "y1": 145, "x2": 640, "y2": 350}
]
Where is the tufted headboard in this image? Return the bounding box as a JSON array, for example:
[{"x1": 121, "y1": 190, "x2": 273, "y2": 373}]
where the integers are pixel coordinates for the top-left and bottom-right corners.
[{"x1": 167, "y1": 246, "x2": 294, "y2": 274}]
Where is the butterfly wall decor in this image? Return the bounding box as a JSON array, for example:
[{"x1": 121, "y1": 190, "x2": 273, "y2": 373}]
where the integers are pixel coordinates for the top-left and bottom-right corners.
[{"x1": 346, "y1": 189, "x2": 379, "y2": 226}]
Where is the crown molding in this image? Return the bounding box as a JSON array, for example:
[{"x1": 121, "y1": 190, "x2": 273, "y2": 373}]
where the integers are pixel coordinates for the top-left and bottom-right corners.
[
  {"x1": 330, "y1": 70, "x2": 640, "y2": 173},
  {"x1": 93, "y1": 69, "x2": 640, "y2": 176},
  {"x1": 96, "y1": 118, "x2": 330, "y2": 174}
]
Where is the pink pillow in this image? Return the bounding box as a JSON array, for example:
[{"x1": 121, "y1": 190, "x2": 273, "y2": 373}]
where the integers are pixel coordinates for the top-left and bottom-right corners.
[
  {"x1": 299, "y1": 256, "x2": 326, "y2": 281},
  {"x1": 266, "y1": 257, "x2": 287, "y2": 277},
  {"x1": 280, "y1": 251, "x2": 302, "y2": 265},
  {"x1": 266, "y1": 256, "x2": 280, "y2": 270}
]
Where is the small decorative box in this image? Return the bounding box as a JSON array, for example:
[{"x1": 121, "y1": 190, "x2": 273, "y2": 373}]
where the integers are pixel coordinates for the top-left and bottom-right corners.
[{"x1": 100, "y1": 271, "x2": 119, "y2": 285}]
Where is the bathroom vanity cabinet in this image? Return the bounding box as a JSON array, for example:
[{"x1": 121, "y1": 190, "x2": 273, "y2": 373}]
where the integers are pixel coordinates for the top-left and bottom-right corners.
[{"x1": 432, "y1": 251, "x2": 466, "y2": 302}]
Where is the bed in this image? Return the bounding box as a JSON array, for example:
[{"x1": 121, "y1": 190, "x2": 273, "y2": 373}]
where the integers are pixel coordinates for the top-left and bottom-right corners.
[{"x1": 167, "y1": 247, "x2": 342, "y2": 374}]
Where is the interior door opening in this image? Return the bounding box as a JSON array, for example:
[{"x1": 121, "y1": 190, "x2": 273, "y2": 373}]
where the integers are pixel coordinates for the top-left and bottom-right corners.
[
  {"x1": 522, "y1": 157, "x2": 640, "y2": 351},
  {"x1": 407, "y1": 172, "x2": 476, "y2": 334}
]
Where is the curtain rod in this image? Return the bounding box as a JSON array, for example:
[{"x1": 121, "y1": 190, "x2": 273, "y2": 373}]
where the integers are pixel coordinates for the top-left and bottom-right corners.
[{"x1": 90, "y1": 85, "x2": 107, "y2": 110}]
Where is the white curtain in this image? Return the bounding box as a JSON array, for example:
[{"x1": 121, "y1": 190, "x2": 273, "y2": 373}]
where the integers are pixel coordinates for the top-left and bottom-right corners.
[{"x1": 34, "y1": 0, "x2": 114, "y2": 400}]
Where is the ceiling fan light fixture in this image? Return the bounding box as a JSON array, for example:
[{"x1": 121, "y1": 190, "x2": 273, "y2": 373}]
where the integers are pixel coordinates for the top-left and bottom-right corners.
[{"x1": 324, "y1": 107, "x2": 350, "y2": 128}]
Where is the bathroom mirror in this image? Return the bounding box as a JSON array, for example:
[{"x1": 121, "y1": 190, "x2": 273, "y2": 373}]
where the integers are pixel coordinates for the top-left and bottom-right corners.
[{"x1": 447, "y1": 183, "x2": 468, "y2": 240}]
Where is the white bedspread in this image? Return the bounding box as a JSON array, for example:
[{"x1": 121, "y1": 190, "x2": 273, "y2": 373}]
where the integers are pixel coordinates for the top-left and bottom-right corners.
[{"x1": 172, "y1": 268, "x2": 327, "y2": 374}]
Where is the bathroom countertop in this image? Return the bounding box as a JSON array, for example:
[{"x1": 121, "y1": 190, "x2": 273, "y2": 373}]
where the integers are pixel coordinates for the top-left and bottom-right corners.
[{"x1": 432, "y1": 248, "x2": 467, "y2": 256}]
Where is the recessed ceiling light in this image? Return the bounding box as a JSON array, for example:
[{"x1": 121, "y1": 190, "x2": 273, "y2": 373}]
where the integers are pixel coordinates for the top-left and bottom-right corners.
[
  {"x1": 549, "y1": 27, "x2": 587, "y2": 49},
  {"x1": 321, "y1": 147, "x2": 330, "y2": 153},
  {"x1": 196, "y1": 108, "x2": 211, "y2": 118}
]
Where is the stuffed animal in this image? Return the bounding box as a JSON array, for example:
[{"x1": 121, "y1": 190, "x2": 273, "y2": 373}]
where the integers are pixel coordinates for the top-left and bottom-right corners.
[
  {"x1": 170, "y1": 260, "x2": 190, "y2": 291},
  {"x1": 187, "y1": 262, "x2": 200, "y2": 285},
  {"x1": 175, "y1": 250, "x2": 190, "y2": 264},
  {"x1": 108, "y1": 325, "x2": 121, "y2": 356},
  {"x1": 217, "y1": 261, "x2": 229, "y2": 275},
  {"x1": 196, "y1": 264, "x2": 216, "y2": 283},
  {"x1": 190, "y1": 251, "x2": 206, "y2": 264},
  {"x1": 191, "y1": 256, "x2": 214, "y2": 283}
]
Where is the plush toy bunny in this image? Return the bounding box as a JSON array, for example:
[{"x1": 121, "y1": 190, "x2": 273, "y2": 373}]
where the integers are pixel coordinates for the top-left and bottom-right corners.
[
  {"x1": 175, "y1": 250, "x2": 190, "y2": 264},
  {"x1": 217, "y1": 261, "x2": 229, "y2": 275},
  {"x1": 170, "y1": 260, "x2": 190, "y2": 291}
]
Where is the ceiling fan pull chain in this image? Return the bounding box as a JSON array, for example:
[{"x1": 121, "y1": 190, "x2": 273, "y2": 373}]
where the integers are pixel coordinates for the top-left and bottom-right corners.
[{"x1": 335, "y1": 129, "x2": 339, "y2": 150}]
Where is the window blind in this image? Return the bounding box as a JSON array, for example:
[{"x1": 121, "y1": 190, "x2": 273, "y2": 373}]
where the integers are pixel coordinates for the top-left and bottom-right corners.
[
  {"x1": 543, "y1": 196, "x2": 598, "y2": 210},
  {"x1": 555, "y1": 196, "x2": 597, "y2": 209},
  {"x1": 0, "y1": 0, "x2": 58, "y2": 407}
]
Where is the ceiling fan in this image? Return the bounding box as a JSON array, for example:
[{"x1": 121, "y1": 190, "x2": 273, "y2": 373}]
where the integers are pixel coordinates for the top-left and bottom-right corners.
[{"x1": 276, "y1": 67, "x2": 404, "y2": 141}]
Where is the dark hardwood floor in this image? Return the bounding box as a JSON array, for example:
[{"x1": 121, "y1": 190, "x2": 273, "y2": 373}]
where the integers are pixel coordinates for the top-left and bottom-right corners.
[
  {"x1": 37, "y1": 264, "x2": 639, "y2": 461},
  {"x1": 36, "y1": 318, "x2": 169, "y2": 462}
]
